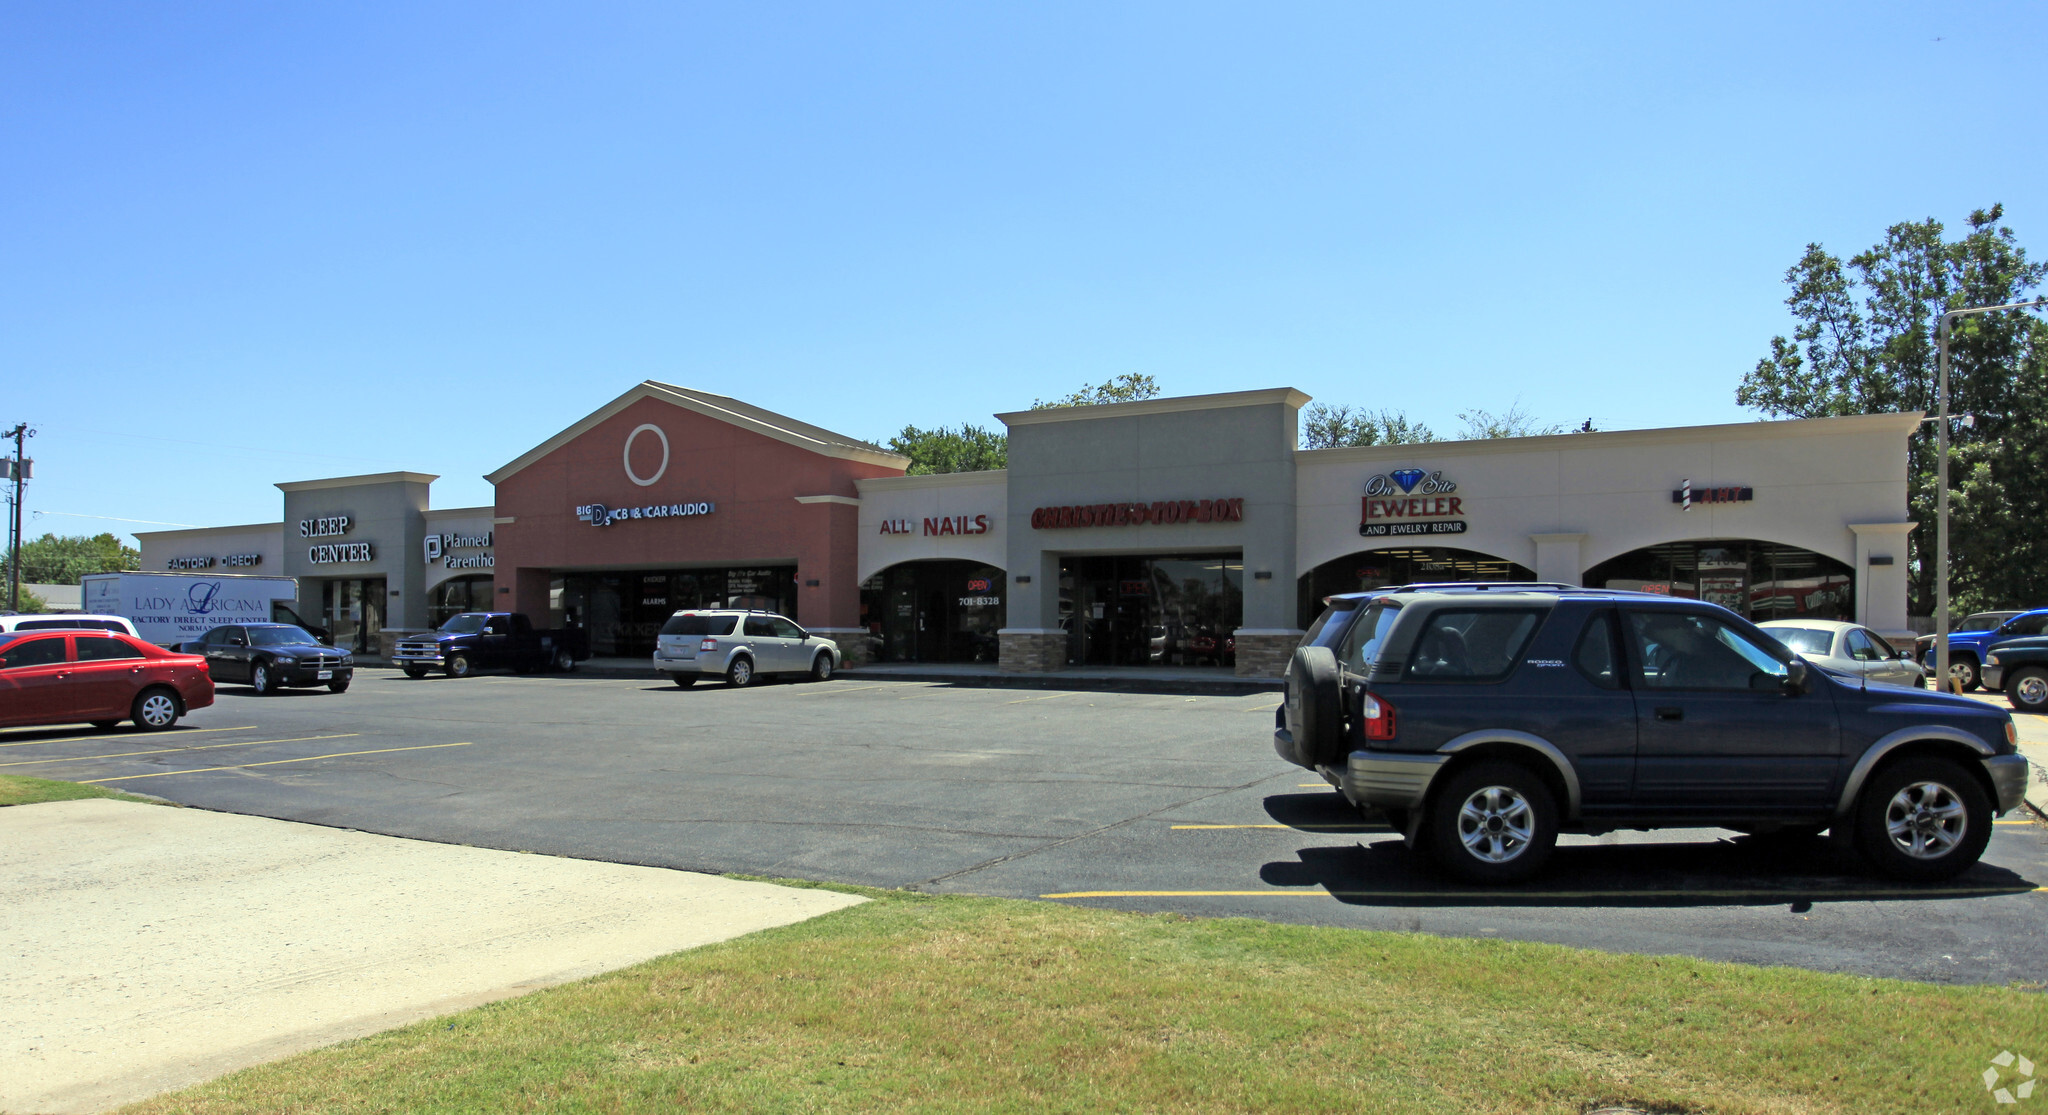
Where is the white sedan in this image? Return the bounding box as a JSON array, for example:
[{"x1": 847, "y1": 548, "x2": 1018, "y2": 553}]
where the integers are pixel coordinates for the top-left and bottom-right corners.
[{"x1": 1758, "y1": 619, "x2": 1927, "y2": 689}]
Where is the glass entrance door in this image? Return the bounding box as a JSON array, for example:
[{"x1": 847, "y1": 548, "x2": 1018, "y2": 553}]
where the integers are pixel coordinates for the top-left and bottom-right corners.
[{"x1": 321, "y1": 578, "x2": 386, "y2": 655}]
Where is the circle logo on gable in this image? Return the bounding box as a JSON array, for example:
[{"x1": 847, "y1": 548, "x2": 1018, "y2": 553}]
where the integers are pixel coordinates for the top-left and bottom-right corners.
[{"x1": 623, "y1": 424, "x2": 670, "y2": 487}]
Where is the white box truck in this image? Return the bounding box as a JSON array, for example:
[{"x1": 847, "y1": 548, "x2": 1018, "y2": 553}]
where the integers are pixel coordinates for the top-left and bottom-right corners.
[{"x1": 81, "y1": 572, "x2": 318, "y2": 647}]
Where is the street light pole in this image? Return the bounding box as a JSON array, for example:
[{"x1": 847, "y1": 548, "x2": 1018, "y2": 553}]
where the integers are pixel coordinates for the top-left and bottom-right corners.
[{"x1": 1934, "y1": 297, "x2": 2048, "y2": 692}]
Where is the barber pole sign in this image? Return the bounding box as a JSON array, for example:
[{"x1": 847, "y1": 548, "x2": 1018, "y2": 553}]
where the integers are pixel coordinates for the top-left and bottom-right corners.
[{"x1": 1669, "y1": 481, "x2": 1751, "y2": 508}]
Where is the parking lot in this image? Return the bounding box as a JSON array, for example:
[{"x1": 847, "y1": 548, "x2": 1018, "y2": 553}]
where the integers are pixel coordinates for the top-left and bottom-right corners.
[{"x1": 7, "y1": 668, "x2": 2045, "y2": 984}]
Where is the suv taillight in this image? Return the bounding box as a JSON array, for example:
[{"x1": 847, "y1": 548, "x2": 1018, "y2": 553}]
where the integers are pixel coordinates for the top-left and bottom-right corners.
[
  {"x1": 1361, "y1": 692, "x2": 1396, "y2": 741},
  {"x1": 699, "y1": 638, "x2": 719, "y2": 652}
]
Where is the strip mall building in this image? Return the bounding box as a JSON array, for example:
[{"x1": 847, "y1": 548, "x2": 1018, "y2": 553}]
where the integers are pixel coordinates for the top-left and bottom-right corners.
[{"x1": 138, "y1": 382, "x2": 1920, "y2": 676}]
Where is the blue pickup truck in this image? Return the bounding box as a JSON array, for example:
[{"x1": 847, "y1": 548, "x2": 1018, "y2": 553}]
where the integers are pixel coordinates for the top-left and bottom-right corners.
[
  {"x1": 1919, "y1": 608, "x2": 2048, "y2": 691},
  {"x1": 391, "y1": 613, "x2": 591, "y2": 678}
]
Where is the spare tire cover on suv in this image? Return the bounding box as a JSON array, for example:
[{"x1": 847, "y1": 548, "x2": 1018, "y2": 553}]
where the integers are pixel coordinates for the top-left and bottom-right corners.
[{"x1": 1284, "y1": 646, "x2": 1343, "y2": 768}]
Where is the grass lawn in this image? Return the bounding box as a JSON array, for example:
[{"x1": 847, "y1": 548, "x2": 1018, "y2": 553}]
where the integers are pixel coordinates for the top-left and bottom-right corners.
[
  {"x1": 116, "y1": 881, "x2": 2044, "y2": 1114},
  {"x1": 0, "y1": 773, "x2": 154, "y2": 807}
]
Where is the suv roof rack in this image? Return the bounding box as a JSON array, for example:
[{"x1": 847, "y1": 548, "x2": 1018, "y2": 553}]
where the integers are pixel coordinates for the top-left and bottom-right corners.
[{"x1": 1384, "y1": 581, "x2": 1582, "y2": 593}]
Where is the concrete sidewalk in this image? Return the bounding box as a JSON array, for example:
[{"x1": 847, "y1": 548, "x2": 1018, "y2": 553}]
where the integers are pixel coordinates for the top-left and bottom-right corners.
[{"x1": 0, "y1": 800, "x2": 863, "y2": 1114}]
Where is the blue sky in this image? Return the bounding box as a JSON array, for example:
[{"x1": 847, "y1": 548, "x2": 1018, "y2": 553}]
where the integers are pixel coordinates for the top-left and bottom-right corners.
[{"x1": 3, "y1": 1, "x2": 2043, "y2": 544}]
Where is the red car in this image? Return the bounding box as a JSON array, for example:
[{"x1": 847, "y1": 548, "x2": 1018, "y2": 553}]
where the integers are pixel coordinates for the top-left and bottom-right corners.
[{"x1": 0, "y1": 630, "x2": 214, "y2": 732}]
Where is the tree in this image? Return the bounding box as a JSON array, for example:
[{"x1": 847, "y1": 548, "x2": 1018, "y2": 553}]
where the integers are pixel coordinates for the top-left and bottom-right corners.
[
  {"x1": 1032, "y1": 373, "x2": 1161, "y2": 409},
  {"x1": 1735, "y1": 204, "x2": 2048, "y2": 615},
  {"x1": 886, "y1": 424, "x2": 1008, "y2": 475},
  {"x1": 4, "y1": 586, "x2": 50, "y2": 613},
  {"x1": 1454, "y1": 401, "x2": 1567, "y2": 440},
  {"x1": 1300, "y1": 404, "x2": 1438, "y2": 448},
  {"x1": 3, "y1": 532, "x2": 142, "y2": 586}
]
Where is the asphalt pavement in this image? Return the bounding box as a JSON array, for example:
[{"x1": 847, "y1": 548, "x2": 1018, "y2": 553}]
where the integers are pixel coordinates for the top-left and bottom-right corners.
[{"x1": 6, "y1": 666, "x2": 2044, "y2": 986}]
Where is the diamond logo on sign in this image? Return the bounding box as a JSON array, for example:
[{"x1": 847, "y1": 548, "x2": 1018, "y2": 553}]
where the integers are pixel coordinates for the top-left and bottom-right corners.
[{"x1": 1361, "y1": 467, "x2": 1464, "y2": 538}]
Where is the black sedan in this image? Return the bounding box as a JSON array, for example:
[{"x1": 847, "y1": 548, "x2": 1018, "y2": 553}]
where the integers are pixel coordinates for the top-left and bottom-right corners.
[{"x1": 180, "y1": 624, "x2": 354, "y2": 695}]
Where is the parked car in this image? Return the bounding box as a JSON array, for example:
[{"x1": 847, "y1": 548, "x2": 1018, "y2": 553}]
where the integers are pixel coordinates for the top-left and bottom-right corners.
[
  {"x1": 1985, "y1": 637, "x2": 2048, "y2": 714},
  {"x1": 1917, "y1": 609, "x2": 2048, "y2": 691},
  {"x1": 178, "y1": 624, "x2": 353, "y2": 695},
  {"x1": 0, "y1": 629, "x2": 214, "y2": 731},
  {"x1": 1276, "y1": 584, "x2": 2027, "y2": 883},
  {"x1": 392, "y1": 612, "x2": 591, "y2": 678},
  {"x1": 1758, "y1": 619, "x2": 1926, "y2": 689},
  {"x1": 0, "y1": 613, "x2": 140, "y2": 636},
  {"x1": 652, "y1": 610, "x2": 840, "y2": 687}
]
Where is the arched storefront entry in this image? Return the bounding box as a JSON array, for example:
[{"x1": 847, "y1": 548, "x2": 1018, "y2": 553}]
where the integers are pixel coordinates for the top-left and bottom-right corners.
[
  {"x1": 1582, "y1": 539, "x2": 1854, "y2": 622},
  {"x1": 1298, "y1": 546, "x2": 1536, "y2": 627},
  {"x1": 859, "y1": 560, "x2": 1006, "y2": 663}
]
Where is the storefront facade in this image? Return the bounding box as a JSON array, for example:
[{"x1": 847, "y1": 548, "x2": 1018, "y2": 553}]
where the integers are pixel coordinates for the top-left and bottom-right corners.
[
  {"x1": 139, "y1": 382, "x2": 1920, "y2": 676},
  {"x1": 487, "y1": 381, "x2": 906, "y2": 656}
]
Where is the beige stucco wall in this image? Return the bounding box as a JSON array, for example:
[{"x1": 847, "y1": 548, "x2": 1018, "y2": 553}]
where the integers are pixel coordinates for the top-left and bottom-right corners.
[
  {"x1": 135, "y1": 524, "x2": 289, "y2": 583},
  {"x1": 1294, "y1": 411, "x2": 1919, "y2": 634},
  {"x1": 853, "y1": 471, "x2": 1008, "y2": 584},
  {"x1": 421, "y1": 507, "x2": 499, "y2": 594}
]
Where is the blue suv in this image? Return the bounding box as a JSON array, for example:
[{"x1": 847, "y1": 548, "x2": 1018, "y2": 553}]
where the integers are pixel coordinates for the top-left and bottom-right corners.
[{"x1": 1276, "y1": 585, "x2": 2028, "y2": 884}]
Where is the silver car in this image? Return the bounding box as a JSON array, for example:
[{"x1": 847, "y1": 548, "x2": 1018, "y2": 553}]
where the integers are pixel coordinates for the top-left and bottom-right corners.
[
  {"x1": 1758, "y1": 619, "x2": 1926, "y2": 688},
  {"x1": 651, "y1": 609, "x2": 840, "y2": 688}
]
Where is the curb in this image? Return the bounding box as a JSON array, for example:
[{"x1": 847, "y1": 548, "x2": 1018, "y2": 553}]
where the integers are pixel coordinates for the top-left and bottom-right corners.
[
  {"x1": 839, "y1": 668, "x2": 1283, "y2": 696},
  {"x1": 524, "y1": 662, "x2": 1283, "y2": 696}
]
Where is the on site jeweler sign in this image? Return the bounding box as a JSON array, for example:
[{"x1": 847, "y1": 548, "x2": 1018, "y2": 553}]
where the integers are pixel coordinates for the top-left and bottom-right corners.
[{"x1": 1360, "y1": 468, "x2": 1466, "y2": 537}]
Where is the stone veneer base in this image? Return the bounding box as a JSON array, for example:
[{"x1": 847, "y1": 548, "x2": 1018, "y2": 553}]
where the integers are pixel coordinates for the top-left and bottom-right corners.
[
  {"x1": 1234, "y1": 632, "x2": 1304, "y2": 678},
  {"x1": 998, "y1": 630, "x2": 1069, "y2": 672}
]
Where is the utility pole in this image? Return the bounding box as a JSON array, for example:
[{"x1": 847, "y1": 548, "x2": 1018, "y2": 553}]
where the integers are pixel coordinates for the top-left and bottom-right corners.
[{"x1": 3, "y1": 423, "x2": 31, "y2": 613}]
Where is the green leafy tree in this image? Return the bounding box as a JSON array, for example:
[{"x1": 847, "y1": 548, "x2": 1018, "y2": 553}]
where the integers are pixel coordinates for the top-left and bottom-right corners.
[
  {"x1": 1454, "y1": 401, "x2": 1567, "y2": 440},
  {"x1": 1032, "y1": 372, "x2": 1161, "y2": 409},
  {"x1": 1735, "y1": 204, "x2": 2048, "y2": 615},
  {"x1": 4, "y1": 586, "x2": 51, "y2": 613},
  {"x1": 886, "y1": 424, "x2": 1009, "y2": 475},
  {"x1": 4, "y1": 532, "x2": 142, "y2": 585},
  {"x1": 1300, "y1": 404, "x2": 1438, "y2": 448}
]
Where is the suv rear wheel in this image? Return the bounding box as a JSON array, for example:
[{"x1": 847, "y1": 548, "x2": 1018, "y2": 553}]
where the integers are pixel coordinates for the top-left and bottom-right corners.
[
  {"x1": 727, "y1": 656, "x2": 755, "y2": 687},
  {"x1": 1426, "y1": 762, "x2": 1559, "y2": 884},
  {"x1": 1854, "y1": 757, "x2": 1991, "y2": 881}
]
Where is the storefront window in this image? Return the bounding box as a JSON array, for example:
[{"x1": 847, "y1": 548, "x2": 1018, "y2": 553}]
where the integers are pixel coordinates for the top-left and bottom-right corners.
[
  {"x1": 1059, "y1": 553, "x2": 1243, "y2": 667},
  {"x1": 429, "y1": 575, "x2": 497, "y2": 628},
  {"x1": 1583, "y1": 540, "x2": 1853, "y2": 622},
  {"x1": 858, "y1": 562, "x2": 1005, "y2": 663},
  {"x1": 1298, "y1": 547, "x2": 1535, "y2": 627},
  {"x1": 554, "y1": 567, "x2": 797, "y2": 658}
]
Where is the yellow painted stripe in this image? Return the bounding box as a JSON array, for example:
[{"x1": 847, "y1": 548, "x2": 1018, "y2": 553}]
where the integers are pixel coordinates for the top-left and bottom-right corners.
[
  {"x1": 0, "y1": 734, "x2": 360, "y2": 769},
  {"x1": 1042, "y1": 886, "x2": 2038, "y2": 901},
  {"x1": 0, "y1": 725, "x2": 258, "y2": 749},
  {"x1": 1298, "y1": 783, "x2": 1334, "y2": 789},
  {"x1": 80, "y1": 742, "x2": 473, "y2": 783},
  {"x1": 796, "y1": 684, "x2": 891, "y2": 696}
]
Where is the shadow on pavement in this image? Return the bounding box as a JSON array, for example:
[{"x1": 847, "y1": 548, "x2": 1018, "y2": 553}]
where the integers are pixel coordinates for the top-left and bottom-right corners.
[{"x1": 1256, "y1": 794, "x2": 2039, "y2": 908}]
